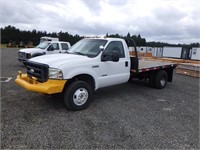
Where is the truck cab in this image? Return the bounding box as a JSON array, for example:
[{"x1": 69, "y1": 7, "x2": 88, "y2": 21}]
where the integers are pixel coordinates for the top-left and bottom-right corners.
[
  {"x1": 16, "y1": 38, "x2": 176, "y2": 111},
  {"x1": 18, "y1": 41, "x2": 71, "y2": 64}
]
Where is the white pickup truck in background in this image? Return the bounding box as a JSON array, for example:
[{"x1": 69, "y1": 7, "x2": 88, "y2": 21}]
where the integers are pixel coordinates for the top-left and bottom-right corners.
[
  {"x1": 16, "y1": 38, "x2": 177, "y2": 111},
  {"x1": 18, "y1": 41, "x2": 71, "y2": 64}
]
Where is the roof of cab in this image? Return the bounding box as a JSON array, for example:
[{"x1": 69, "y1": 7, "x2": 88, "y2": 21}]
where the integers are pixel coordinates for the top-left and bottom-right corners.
[{"x1": 85, "y1": 37, "x2": 124, "y2": 42}]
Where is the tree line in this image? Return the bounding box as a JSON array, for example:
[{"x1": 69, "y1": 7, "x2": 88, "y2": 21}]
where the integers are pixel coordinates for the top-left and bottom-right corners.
[
  {"x1": 1, "y1": 25, "x2": 83, "y2": 46},
  {"x1": 1, "y1": 25, "x2": 199, "y2": 48}
]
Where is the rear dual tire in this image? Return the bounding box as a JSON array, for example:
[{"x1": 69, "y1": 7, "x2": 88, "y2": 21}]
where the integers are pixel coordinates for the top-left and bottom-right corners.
[
  {"x1": 146, "y1": 71, "x2": 156, "y2": 88},
  {"x1": 146, "y1": 70, "x2": 168, "y2": 89},
  {"x1": 155, "y1": 70, "x2": 168, "y2": 89}
]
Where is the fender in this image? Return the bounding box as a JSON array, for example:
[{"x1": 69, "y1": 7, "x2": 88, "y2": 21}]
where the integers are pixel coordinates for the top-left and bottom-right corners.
[
  {"x1": 31, "y1": 52, "x2": 46, "y2": 58},
  {"x1": 62, "y1": 67, "x2": 100, "y2": 90}
]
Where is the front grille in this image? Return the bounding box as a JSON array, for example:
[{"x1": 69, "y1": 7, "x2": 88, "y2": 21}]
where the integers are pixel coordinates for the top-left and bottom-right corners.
[
  {"x1": 19, "y1": 52, "x2": 25, "y2": 59},
  {"x1": 26, "y1": 61, "x2": 49, "y2": 83},
  {"x1": 19, "y1": 52, "x2": 31, "y2": 59}
]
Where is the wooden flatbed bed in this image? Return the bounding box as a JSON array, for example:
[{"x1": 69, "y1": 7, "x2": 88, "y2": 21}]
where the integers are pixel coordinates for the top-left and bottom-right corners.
[
  {"x1": 130, "y1": 58, "x2": 177, "y2": 85},
  {"x1": 138, "y1": 60, "x2": 176, "y2": 72}
]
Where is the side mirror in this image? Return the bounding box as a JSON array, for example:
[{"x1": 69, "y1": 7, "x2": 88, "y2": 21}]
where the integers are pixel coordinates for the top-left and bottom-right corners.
[
  {"x1": 99, "y1": 45, "x2": 104, "y2": 51},
  {"x1": 48, "y1": 45, "x2": 54, "y2": 51},
  {"x1": 111, "y1": 51, "x2": 120, "y2": 62}
]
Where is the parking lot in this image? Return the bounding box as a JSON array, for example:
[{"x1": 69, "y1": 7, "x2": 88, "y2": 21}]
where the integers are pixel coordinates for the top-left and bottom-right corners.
[{"x1": 1, "y1": 48, "x2": 199, "y2": 149}]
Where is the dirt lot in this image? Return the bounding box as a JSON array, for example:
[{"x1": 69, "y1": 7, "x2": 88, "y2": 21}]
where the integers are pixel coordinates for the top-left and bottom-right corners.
[{"x1": 1, "y1": 48, "x2": 199, "y2": 149}]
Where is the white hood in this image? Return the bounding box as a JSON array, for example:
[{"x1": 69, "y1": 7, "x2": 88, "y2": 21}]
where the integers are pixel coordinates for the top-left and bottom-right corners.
[
  {"x1": 29, "y1": 54, "x2": 91, "y2": 68},
  {"x1": 19, "y1": 48, "x2": 44, "y2": 54}
]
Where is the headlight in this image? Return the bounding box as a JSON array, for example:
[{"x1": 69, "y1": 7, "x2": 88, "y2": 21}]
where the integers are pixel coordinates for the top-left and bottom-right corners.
[
  {"x1": 49, "y1": 68, "x2": 63, "y2": 79},
  {"x1": 26, "y1": 53, "x2": 31, "y2": 59}
]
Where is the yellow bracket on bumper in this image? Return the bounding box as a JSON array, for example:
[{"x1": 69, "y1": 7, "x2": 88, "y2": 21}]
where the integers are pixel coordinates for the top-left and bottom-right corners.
[{"x1": 15, "y1": 73, "x2": 67, "y2": 94}]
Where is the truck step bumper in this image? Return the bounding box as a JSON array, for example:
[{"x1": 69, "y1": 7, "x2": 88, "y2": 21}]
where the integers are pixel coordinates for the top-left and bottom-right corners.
[{"x1": 15, "y1": 73, "x2": 67, "y2": 94}]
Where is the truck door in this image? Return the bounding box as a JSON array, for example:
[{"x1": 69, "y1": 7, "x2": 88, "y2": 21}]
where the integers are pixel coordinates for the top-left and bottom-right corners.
[
  {"x1": 99, "y1": 41, "x2": 130, "y2": 88},
  {"x1": 46, "y1": 43, "x2": 61, "y2": 54}
]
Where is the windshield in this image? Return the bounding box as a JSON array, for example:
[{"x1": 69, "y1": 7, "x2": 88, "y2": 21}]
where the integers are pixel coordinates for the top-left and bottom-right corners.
[
  {"x1": 36, "y1": 42, "x2": 50, "y2": 49},
  {"x1": 67, "y1": 39, "x2": 107, "y2": 58},
  {"x1": 40, "y1": 39, "x2": 46, "y2": 43}
]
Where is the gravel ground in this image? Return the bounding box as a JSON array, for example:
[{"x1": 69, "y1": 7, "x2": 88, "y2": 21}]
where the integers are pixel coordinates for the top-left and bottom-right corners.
[{"x1": 1, "y1": 48, "x2": 199, "y2": 149}]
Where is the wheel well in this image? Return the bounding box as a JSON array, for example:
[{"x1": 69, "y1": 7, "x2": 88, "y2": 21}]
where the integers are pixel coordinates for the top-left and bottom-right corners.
[{"x1": 63, "y1": 74, "x2": 95, "y2": 92}]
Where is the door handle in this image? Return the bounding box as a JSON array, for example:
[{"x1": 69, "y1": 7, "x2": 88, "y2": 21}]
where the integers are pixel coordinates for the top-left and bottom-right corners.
[{"x1": 125, "y1": 61, "x2": 128, "y2": 67}]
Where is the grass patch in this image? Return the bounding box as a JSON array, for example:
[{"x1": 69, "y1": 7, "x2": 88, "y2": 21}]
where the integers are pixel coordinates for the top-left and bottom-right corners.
[{"x1": 0, "y1": 43, "x2": 7, "y2": 48}]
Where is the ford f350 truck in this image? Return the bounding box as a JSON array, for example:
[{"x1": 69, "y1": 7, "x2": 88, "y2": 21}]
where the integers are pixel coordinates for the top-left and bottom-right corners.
[
  {"x1": 15, "y1": 38, "x2": 176, "y2": 110},
  {"x1": 18, "y1": 41, "x2": 71, "y2": 64}
]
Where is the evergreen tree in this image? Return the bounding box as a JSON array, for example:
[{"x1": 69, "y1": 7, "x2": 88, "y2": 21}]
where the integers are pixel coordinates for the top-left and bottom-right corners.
[{"x1": 1, "y1": 25, "x2": 199, "y2": 48}]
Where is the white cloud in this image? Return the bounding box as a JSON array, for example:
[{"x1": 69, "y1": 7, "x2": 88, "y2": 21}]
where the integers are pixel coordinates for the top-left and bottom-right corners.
[{"x1": 0, "y1": 0, "x2": 199, "y2": 44}]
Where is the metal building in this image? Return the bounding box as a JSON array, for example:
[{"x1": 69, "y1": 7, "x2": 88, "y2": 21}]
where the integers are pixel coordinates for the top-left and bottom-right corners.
[
  {"x1": 190, "y1": 48, "x2": 200, "y2": 60},
  {"x1": 162, "y1": 47, "x2": 182, "y2": 58},
  {"x1": 181, "y1": 48, "x2": 190, "y2": 59},
  {"x1": 152, "y1": 47, "x2": 163, "y2": 57}
]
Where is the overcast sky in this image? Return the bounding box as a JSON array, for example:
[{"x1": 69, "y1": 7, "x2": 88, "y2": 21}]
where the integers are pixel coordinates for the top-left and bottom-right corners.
[{"x1": 0, "y1": 0, "x2": 199, "y2": 44}]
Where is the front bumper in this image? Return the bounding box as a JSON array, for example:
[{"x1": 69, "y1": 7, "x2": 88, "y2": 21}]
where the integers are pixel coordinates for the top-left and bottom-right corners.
[{"x1": 15, "y1": 73, "x2": 67, "y2": 94}]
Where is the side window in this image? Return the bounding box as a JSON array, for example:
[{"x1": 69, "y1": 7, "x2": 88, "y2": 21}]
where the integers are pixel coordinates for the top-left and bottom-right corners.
[
  {"x1": 61, "y1": 43, "x2": 69, "y2": 50},
  {"x1": 104, "y1": 41, "x2": 125, "y2": 58},
  {"x1": 51, "y1": 43, "x2": 59, "y2": 50}
]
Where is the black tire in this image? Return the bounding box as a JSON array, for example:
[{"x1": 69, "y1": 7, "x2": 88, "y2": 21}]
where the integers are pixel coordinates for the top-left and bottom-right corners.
[
  {"x1": 64, "y1": 81, "x2": 92, "y2": 111},
  {"x1": 154, "y1": 70, "x2": 168, "y2": 89},
  {"x1": 146, "y1": 71, "x2": 156, "y2": 87}
]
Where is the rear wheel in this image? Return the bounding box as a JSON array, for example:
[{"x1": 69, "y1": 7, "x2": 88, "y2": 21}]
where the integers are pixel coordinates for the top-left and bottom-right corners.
[
  {"x1": 146, "y1": 71, "x2": 156, "y2": 87},
  {"x1": 63, "y1": 81, "x2": 92, "y2": 111},
  {"x1": 154, "y1": 70, "x2": 168, "y2": 89}
]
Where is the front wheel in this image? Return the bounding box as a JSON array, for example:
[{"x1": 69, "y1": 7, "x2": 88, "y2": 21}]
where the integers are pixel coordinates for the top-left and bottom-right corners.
[{"x1": 63, "y1": 81, "x2": 92, "y2": 111}]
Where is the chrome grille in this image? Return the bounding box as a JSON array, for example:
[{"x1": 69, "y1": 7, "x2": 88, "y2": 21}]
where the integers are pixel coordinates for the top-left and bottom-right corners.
[
  {"x1": 19, "y1": 52, "x2": 31, "y2": 59},
  {"x1": 18, "y1": 52, "x2": 25, "y2": 59}
]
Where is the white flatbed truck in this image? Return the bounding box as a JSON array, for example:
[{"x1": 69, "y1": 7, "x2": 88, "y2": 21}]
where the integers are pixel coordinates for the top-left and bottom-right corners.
[{"x1": 15, "y1": 38, "x2": 177, "y2": 110}]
